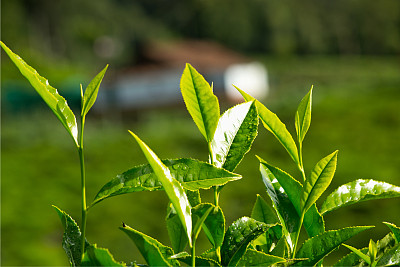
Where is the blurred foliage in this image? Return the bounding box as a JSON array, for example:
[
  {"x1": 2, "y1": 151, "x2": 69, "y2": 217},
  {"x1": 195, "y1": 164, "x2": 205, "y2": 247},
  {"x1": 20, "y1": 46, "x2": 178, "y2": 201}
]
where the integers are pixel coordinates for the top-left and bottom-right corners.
[
  {"x1": 2, "y1": 0, "x2": 400, "y2": 70},
  {"x1": 2, "y1": 56, "x2": 399, "y2": 265}
]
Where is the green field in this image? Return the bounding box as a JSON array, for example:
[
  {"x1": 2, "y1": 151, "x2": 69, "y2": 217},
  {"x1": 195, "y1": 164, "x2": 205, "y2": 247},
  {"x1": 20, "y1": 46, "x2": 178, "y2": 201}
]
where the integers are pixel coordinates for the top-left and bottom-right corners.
[{"x1": 2, "y1": 56, "x2": 400, "y2": 265}]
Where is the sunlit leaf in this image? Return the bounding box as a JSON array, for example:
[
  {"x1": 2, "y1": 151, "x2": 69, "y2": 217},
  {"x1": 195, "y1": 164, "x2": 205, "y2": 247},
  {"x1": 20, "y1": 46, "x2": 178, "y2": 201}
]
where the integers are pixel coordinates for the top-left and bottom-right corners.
[
  {"x1": 221, "y1": 217, "x2": 268, "y2": 266},
  {"x1": 294, "y1": 226, "x2": 374, "y2": 266},
  {"x1": 295, "y1": 86, "x2": 312, "y2": 143},
  {"x1": 120, "y1": 223, "x2": 178, "y2": 266},
  {"x1": 53, "y1": 205, "x2": 89, "y2": 266},
  {"x1": 301, "y1": 150, "x2": 338, "y2": 214},
  {"x1": 81, "y1": 244, "x2": 125, "y2": 266},
  {"x1": 321, "y1": 179, "x2": 400, "y2": 215},
  {"x1": 91, "y1": 158, "x2": 241, "y2": 207},
  {"x1": 129, "y1": 132, "x2": 192, "y2": 246},
  {"x1": 81, "y1": 65, "x2": 108, "y2": 117},
  {"x1": 384, "y1": 222, "x2": 400, "y2": 243},
  {"x1": 180, "y1": 63, "x2": 219, "y2": 142},
  {"x1": 342, "y1": 244, "x2": 371, "y2": 264},
  {"x1": 258, "y1": 158, "x2": 325, "y2": 237},
  {"x1": 211, "y1": 101, "x2": 258, "y2": 171},
  {"x1": 236, "y1": 86, "x2": 299, "y2": 167},
  {"x1": 237, "y1": 248, "x2": 286, "y2": 266},
  {"x1": 1, "y1": 41, "x2": 79, "y2": 146}
]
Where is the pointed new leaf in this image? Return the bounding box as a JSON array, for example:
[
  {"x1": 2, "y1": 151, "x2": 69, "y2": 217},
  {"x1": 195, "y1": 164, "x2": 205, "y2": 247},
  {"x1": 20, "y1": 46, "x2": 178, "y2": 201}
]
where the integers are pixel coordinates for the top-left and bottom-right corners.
[
  {"x1": 321, "y1": 179, "x2": 400, "y2": 215},
  {"x1": 334, "y1": 247, "x2": 368, "y2": 267},
  {"x1": 81, "y1": 244, "x2": 125, "y2": 266},
  {"x1": 0, "y1": 42, "x2": 79, "y2": 146},
  {"x1": 211, "y1": 101, "x2": 258, "y2": 172},
  {"x1": 81, "y1": 65, "x2": 108, "y2": 117},
  {"x1": 294, "y1": 226, "x2": 374, "y2": 266},
  {"x1": 295, "y1": 87, "x2": 313, "y2": 143},
  {"x1": 53, "y1": 205, "x2": 89, "y2": 266},
  {"x1": 260, "y1": 162, "x2": 300, "y2": 252},
  {"x1": 221, "y1": 217, "x2": 268, "y2": 266},
  {"x1": 129, "y1": 132, "x2": 192, "y2": 246},
  {"x1": 251, "y1": 194, "x2": 278, "y2": 225},
  {"x1": 91, "y1": 158, "x2": 241, "y2": 207},
  {"x1": 180, "y1": 63, "x2": 219, "y2": 142},
  {"x1": 301, "y1": 150, "x2": 338, "y2": 214},
  {"x1": 342, "y1": 244, "x2": 371, "y2": 264},
  {"x1": 120, "y1": 223, "x2": 178, "y2": 266},
  {"x1": 376, "y1": 243, "x2": 400, "y2": 266},
  {"x1": 258, "y1": 158, "x2": 325, "y2": 237},
  {"x1": 384, "y1": 222, "x2": 400, "y2": 243},
  {"x1": 237, "y1": 248, "x2": 286, "y2": 266},
  {"x1": 236, "y1": 86, "x2": 299, "y2": 166}
]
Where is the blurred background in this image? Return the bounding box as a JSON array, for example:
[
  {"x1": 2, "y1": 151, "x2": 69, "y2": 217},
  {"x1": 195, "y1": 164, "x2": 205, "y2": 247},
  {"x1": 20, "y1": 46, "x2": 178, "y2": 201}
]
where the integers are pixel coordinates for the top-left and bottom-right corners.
[{"x1": 1, "y1": 0, "x2": 400, "y2": 265}]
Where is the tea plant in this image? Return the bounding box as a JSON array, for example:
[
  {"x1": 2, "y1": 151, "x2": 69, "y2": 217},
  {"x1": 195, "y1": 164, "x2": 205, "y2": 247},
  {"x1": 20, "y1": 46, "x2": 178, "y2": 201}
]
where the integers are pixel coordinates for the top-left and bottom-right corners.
[{"x1": 2, "y1": 41, "x2": 400, "y2": 266}]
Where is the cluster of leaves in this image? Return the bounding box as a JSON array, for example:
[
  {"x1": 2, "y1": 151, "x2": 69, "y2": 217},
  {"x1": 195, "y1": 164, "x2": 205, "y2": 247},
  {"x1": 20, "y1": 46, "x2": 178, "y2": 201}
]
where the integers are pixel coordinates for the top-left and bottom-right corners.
[{"x1": 2, "y1": 41, "x2": 400, "y2": 266}]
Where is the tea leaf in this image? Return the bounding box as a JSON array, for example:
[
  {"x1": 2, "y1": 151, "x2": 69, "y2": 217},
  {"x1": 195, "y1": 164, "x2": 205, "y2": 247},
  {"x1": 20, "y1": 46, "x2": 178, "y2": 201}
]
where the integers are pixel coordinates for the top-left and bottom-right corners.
[
  {"x1": 81, "y1": 65, "x2": 108, "y2": 117},
  {"x1": 383, "y1": 222, "x2": 400, "y2": 243},
  {"x1": 235, "y1": 86, "x2": 300, "y2": 167},
  {"x1": 120, "y1": 223, "x2": 178, "y2": 266},
  {"x1": 342, "y1": 244, "x2": 371, "y2": 264},
  {"x1": 334, "y1": 247, "x2": 368, "y2": 267},
  {"x1": 294, "y1": 226, "x2": 374, "y2": 266},
  {"x1": 0, "y1": 42, "x2": 79, "y2": 147},
  {"x1": 129, "y1": 132, "x2": 192, "y2": 246},
  {"x1": 258, "y1": 159, "x2": 325, "y2": 237},
  {"x1": 260, "y1": 162, "x2": 300, "y2": 252},
  {"x1": 376, "y1": 243, "x2": 400, "y2": 266},
  {"x1": 171, "y1": 251, "x2": 221, "y2": 266},
  {"x1": 180, "y1": 63, "x2": 220, "y2": 142},
  {"x1": 166, "y1": 204, "x2": 188, "y2": 253},
  {"x1": 221, "y1": 217, "x2": 269, "y2": 266},
  {"x1": 301, "y1": 150, "x2": 338, "y2": 214},
  {"x1": 295, "y1": 87, "x2": 312, "y2": 144},
  {"x1": 91, "y1": 158, "x2": 241, "y2": 206},
  {"x1": 81, "y1": 244, "x2": 125, "y2": 266},
  {"x1": 237, "y1": 248, "x2": 286, "y2": 266},
  {"x1": 53, "y1": 205, "x2": 89, "y2": 266},
  {"x1": 251, "y1": 194, "x2": 277, "y2": 225},
  {"x1": 195, "y1": 203, "x2": 225, "y2": 248},
  {"x1": 321, "y1": 179, "x2": 400, "y2": 215},
  {"x1": 211, "y1": 101, "x2": 258, "y2": 171}
]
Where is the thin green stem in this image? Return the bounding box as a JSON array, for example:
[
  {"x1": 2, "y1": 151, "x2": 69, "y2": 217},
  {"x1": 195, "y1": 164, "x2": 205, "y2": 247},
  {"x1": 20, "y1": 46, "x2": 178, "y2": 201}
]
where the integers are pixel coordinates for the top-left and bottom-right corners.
[
  {"x1": 191, "y1": 241, "x2": 196, "y2": 267},
  {"x1": 79, "y1": 116, "x2": 88, "y2": 261},
  {"x1": 292, "y1": 212, "x2": 305, "y2": 259},
  {"x1": 208, "y1": 141, "x2": 220, "y2": 206},
  {"x1": 298, "y1": 142, "x2": 307, "y2": 183}
]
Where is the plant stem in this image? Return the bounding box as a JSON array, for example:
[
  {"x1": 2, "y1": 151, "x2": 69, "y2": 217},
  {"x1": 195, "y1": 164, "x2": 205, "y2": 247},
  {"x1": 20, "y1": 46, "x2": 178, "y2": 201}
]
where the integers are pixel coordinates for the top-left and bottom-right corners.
[
  {"x1": 298, "y1": 142, "x2": 307, "y2": 183},
  {"x1": 292, "y1": 212, "x2": 305, "y2": 259},
  {"x1": 208, "y1": 141, "x2": 220, "y2": 206},
  {"x1": 191, "y1": 242, "x2": 196, "y2": 267},
  {"x1": 79, "y1": 117, "x2": 88, "y2": 261}
]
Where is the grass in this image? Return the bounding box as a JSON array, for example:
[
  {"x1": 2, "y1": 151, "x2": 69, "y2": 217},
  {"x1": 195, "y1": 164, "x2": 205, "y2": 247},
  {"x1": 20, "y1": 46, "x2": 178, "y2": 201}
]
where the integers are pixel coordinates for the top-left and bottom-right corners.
[{"x1": 2, "y1": 55, "x2": 400, "y2": 265}]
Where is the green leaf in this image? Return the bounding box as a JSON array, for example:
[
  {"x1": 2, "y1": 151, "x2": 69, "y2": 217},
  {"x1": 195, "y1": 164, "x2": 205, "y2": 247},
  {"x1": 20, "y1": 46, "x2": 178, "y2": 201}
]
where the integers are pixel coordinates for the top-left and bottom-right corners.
[
  {"x1": 81, "y1": 65, "x2": 108, "y2": 117},
  {"x1": 295, "y1": 87, "x2": 313, "y2": 144},
  {"x1": 384, "y1": 222, "x2": 400, "y2": 243},
  {"x1": 192, "y1": 204, "x2": 214, "y2": 242},
  {"x1": 0, "y1": 41, "x2": 79, "y2": 147},
  {"x1": 259, "y1": 162, "x2": 300, "y2": 252},
  {"x1": 342, "y1": 244, "x2": 371, "y2": 264},
  {"x1": 334, "y1": 247, "x2": 368, "y2": 267},
  {"x1": 180, "y1": 63, "x2": 220, "y2": 142},
  {"x1": 166, "y1": 203, "x2": 188, "y2": 253},
  {"x1": 294, "y1": 226, "x2": 374, "y2": 266},
  {"x1": 237, "y1": 248, "x2": 286, "y2": 266},
  {"x1": 258, "y1": 158, "x2": 325, "y2": 237},
  {"x1": 193, "y1": 203, "x2": 225, "y2": 248},
  {"x1": 91, "y1": 158, "x2": 240, "y2": 207},
  {"x1": 171, "y1": 251, "x2": 221, "y2": 266},
  {"x1": 301, "y1": 150, "x2": 338, "y2": 214},
  {"x1": 376, "y1": 243, "x2": 400, "y2": 266},
  {"x1": 129, "y1": 132, "x2": 192, "y2": 247},
  {"x1": 53, "y1": 205, "x2": 89, "y2": 266},
  {"x1": 81, "y1": 244, "x2": 125, "y2": 266},
  {"x1": 251, "y1": 194, "x2": 278, "y2": 225},
  {"x1": 321, "y1": 179, "x2": 400, "y2": 215},
  {"x1": 120, "y1": 223, "x2": 178, "y2": 266},
  {"x1": 236, "y1": 86, "x2": 299, "y2": 167},
  {"x1": 211, "y1": 101, "x2": 258, "y2": 172},
  {"x1": 221, "y1": 217, "x2": 268, "y2": 266}
]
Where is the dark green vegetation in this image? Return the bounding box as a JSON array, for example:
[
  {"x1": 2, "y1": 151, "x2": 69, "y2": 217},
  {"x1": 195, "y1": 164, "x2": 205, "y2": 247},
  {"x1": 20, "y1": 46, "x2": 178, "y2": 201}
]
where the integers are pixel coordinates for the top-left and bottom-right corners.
[{"x1": 2, "y1": 42, "x2": 400, "y2": 266}]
